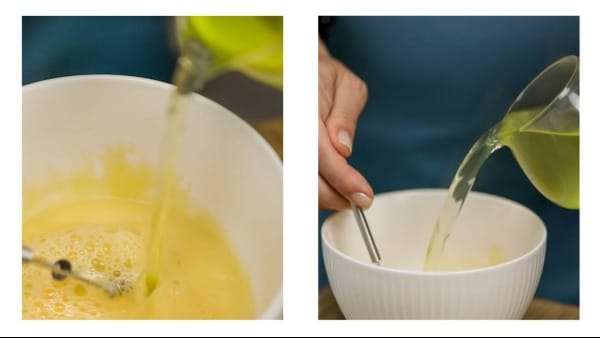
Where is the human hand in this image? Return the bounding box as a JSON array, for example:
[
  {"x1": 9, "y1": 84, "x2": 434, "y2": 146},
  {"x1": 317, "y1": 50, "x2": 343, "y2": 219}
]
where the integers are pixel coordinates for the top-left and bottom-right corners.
[{"x1": 318, "y1": 39, "x2": 373, "y2": 210}]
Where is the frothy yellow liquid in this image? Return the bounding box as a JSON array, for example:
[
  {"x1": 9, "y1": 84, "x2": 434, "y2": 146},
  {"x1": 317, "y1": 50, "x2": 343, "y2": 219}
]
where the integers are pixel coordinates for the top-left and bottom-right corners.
[{"x1": 22, "y1": 147, "x2": 254, "y2": 319}]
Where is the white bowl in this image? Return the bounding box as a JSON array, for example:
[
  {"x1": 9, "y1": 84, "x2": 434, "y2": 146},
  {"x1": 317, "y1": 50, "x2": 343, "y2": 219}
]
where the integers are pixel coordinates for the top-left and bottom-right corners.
[
  {"x1": 322, "y1": 189, "x2": 546, "y2": 319},
  {"x1": 22, "y1": 75, "x2": 282, "y2": 319}
]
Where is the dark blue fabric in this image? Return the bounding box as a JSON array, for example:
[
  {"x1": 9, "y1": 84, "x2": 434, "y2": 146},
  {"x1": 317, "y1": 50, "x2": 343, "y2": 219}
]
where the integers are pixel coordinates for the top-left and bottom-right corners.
[
  {"x1": 319, "y1": 16, "x2": 579, "y2": 305},
  {"x1": 23, "y1": 16, "x2": 177, "y2": 85}
]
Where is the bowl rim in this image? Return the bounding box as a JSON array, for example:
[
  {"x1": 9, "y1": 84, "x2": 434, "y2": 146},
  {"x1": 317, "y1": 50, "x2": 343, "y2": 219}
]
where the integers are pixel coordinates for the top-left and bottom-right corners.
[
  {"x1": 321, "y1": 188, "x2": 547, "y2": 277},
  {"x1": 23, "y1": 74, "x2": 283, "y2": 319},
  {"x1": 23, "y1": 74, "x2": 282, "y2": 170}
]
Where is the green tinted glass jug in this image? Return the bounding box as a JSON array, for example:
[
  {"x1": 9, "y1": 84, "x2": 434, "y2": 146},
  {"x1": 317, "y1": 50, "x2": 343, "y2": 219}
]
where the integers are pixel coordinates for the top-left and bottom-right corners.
[
  {"x1": 497, "y1": 55, "x2": 579, "y2": 208},
  {"x1": 175, "y1": 16, "x2": 283, "y2": 90}
]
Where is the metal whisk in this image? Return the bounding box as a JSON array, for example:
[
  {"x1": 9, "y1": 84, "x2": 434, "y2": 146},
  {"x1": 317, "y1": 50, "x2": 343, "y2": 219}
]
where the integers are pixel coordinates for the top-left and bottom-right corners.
[
  {"x1": 350, "y1": 203, "x2": 381, "y2": 265},
  {"x1": 22, "y1": 246, "x2": 123, "y2": 297}
]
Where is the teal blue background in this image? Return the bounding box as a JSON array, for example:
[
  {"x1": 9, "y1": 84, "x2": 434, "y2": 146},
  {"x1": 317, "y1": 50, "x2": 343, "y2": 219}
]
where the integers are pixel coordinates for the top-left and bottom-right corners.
[{"x1": 23, "y1": 17, "x2": 177, "y2": 85}]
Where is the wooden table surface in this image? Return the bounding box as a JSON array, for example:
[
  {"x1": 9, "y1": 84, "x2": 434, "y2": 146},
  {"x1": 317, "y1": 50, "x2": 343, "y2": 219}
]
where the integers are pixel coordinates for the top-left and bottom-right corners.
[
  {"x1": 254, "y1": 118, "x2": 283, "y2": 159},
  {"x1": 319, "y1": 286, "x2": 579, "y2": 320}
]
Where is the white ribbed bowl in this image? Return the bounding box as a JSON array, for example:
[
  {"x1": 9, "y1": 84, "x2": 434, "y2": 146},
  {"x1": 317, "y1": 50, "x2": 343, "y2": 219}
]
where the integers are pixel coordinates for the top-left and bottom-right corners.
[{"x1": 322, "y1": 189, "x2": 546, "y2": 319}]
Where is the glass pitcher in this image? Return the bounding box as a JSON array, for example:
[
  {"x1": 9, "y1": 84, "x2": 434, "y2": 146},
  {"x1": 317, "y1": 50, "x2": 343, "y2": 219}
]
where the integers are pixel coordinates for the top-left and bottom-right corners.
[
  {"x1": 497, "y1": 55, "x2": 579, "y2": 209},
  {"x1": 174, "y1": 16, "x2": 283, "y2": 90}
]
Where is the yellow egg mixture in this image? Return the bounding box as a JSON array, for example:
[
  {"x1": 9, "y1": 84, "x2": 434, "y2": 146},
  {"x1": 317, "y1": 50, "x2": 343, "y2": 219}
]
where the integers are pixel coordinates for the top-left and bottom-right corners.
[{"x1": 22, "y1": 147, "x2": 254, "y2": 319}]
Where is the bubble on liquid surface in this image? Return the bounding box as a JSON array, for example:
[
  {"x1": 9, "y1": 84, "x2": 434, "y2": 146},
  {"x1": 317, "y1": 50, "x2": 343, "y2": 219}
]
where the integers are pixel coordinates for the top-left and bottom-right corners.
[{"x1": 22, "y1": 225, "x2": 143, "y2": 318}]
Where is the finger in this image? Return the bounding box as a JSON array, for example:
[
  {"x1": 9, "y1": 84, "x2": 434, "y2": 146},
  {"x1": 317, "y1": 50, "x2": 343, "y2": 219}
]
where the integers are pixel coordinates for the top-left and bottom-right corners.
[
  {"x1": 319, "y1": 120, "x2": 374, "y2": 209},
  {"x1": 319, "y1": 175, "x2": 349, "y2": 210},
  {"x1": 326, "y1": 63, "x2": 368, "y2": 157},
  {"x1": 318, "y1": 58, "x2": 336, "y2": 121}
]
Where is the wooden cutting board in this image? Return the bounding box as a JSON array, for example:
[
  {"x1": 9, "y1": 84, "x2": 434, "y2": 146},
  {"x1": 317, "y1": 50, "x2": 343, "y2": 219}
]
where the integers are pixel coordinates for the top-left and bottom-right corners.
[{"x1": 254, "y1": 118, "x2": 283, "y2": 159}]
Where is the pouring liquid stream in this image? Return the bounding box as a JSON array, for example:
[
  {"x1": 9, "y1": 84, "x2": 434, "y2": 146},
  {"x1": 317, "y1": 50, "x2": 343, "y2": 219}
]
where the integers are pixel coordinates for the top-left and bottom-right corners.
[
  {"x1": 425, "y1": 107, "x2": 579, "y2": 271},
  {"x1": 423, "y1": 128, "x2": 501, "y2": 271},
  {"x1": 144, "y1": 36, "x2": 283, "y2": 294},
  {"x1": 145, "y1": 43, "x2": 213, "y2": 294}
]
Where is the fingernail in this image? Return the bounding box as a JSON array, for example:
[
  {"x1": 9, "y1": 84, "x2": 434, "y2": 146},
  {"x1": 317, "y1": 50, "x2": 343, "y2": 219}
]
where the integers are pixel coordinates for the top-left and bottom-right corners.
[
  {"x1": 351, "y1": 192, "x2": 373, "y2": 209},
  {"x1": 337, "y1": 130, "x2": 353, "y2": 154}
]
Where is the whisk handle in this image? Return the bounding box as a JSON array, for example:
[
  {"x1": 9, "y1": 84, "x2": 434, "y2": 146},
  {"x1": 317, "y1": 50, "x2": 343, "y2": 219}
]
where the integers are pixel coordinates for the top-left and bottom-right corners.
[{"x1": 22, "y1": 246, "x2": 35, "y2": 262}]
